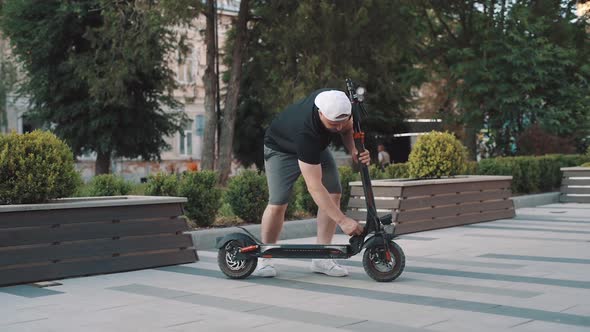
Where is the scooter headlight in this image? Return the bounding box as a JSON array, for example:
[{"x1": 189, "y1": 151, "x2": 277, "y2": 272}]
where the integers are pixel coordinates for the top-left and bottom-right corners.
[{"x1": 356, "y1": 86, "x2": 366, "y2": 102}]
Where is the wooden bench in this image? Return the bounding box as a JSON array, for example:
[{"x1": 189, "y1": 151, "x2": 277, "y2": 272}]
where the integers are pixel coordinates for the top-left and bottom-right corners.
[
  {"x1": 560, "y1": 167, "x2": 590, "y2": 203},
  {"x1": 346, "y1": 176, "x2": 515, "y2": 235},
  {"x1": 0, "y1": 196, "x2": 196, "y2": 286}
]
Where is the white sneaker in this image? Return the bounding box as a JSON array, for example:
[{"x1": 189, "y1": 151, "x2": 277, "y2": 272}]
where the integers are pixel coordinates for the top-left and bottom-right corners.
[
  {"x1": 310, "y1": 259, "x2": 349, "y2": 277},
  {"x1": 253, "y1": 258, "x2": 277, "y2": 277}
]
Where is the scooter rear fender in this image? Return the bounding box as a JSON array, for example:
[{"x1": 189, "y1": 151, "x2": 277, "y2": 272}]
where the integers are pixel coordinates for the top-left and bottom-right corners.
[{"x1": 215, "y1": 232, "x2": 258, "y2": 249}]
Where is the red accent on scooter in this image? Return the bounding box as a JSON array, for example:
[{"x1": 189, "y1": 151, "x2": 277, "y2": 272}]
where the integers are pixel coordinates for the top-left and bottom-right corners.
[{"x1": 240, "y1": 245, "x2": 259, "y2": 253}]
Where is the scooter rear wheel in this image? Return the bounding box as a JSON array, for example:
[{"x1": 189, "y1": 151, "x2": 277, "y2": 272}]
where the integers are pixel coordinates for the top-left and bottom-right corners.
[
  {"x1": 363, "y1": 241, "x2": 405, "y2": 282},
  {"x1": 217, "y1": 240, "x2": 258, "y2": 279}
]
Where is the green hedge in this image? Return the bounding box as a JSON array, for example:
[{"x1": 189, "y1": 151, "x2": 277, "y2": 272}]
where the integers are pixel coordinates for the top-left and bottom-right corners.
[
  {"x1": 463, "y1": 161, "x2": 479, "y2": 175},
  {"x1": 86, "y1": 174, "x2": 132, "y2": 196},
  {"x1": 383, "y1": 163, "x2": 409, "y2": 179},
  {"x1": 144, "y1": 172, "x2": 179, "y2": 196},
  {"x1": 477, "y1": 154, "x2": 590, "y2": 194},
  {"x1": 357, "y1": 154, "x2": 589, "y2": 195}
]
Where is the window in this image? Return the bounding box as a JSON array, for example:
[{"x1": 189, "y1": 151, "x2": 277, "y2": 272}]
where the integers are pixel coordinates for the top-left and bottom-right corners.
[
  {"x1": 195, "y1": 114, "x2": 204, "y2": 136},
  {"x1": 176, "y1": 47, "x2": 198, "y2": 84},
  {"x1": 179, "y1": 122, "x2": 193, "y2": 156}
]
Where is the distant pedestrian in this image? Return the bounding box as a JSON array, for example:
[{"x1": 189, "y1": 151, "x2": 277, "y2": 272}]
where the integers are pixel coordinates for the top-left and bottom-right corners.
[{"x1": 377, "y1": 143, "x2": 391, "y2": 170}]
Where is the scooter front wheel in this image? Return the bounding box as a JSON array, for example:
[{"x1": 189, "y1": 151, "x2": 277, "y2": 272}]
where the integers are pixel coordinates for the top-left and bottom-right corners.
[
  {"x1": 217, "y1": 240, "x2": 258, "y2": 279},
  {"x1": 363, "y1": 241, "x2": 405, "y2": 282}
]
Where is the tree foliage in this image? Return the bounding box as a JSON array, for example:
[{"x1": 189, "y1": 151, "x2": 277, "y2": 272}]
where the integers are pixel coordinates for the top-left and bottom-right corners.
[
  {"x1": 420, "y1": 0, "x2": 590, "y2": 156},
  {"x1": 0, "y1": 0, "x2": 200, "y2": 173},
  {"x1": 234, "y1": 0, "x2": 426, "y2": 168}
]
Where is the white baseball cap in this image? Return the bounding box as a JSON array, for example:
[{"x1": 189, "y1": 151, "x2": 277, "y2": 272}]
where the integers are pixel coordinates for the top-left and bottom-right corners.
[{"x1": 314, "y1": 90, "x2": 352, "y2": 122}]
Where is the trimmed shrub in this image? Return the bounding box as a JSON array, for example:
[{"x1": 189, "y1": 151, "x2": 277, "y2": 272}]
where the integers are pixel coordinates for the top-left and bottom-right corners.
[
  {"x1": 218, "y1": 202, "x2": 235, "y2": 217},
  {"x1": 179, "y1": 171, "x2": 222, "y2": 227},
  {"x1": 225, "y1": 170, "x2": 269, "y2": 223},
  {"x1": 463, "y1": 161, "x2": 479, "y2": 175},
  {"x1": 477, "y1": 154, "x2": 590, "y2": 194},
  {"x1": 0, "y1": 130, "x2": 80, "y2": 204},
  {"x1": 477, "y1": 157, "x2": 512, "y2": 176},
  {"x1": 384, "y1": 163, "x2": 409, "y2": 179},
  {"x1": 368, "y1": 164, "x2": 386, "y2": 180},
  {"x1": 87, "y1": 174, "x2": 132, "y2": 196},
  {"x1": 408, "y1": 131, "x2": 467, "y2": 179},
  {"x1": 537, "y1": 156, "x2": 562, "y2": 192},
  {"x1": 478, "y1": 157, "x2": 530, "y2": 193},
  {"x1": 511, "y1": 157, "x2": 540, "y2": 194},
  {"x1": 583, "y1": 162, "x2": 590, "y2": 167},
  {"x1": 145, "y1": 173, "x2": 179, "y2": 196}
]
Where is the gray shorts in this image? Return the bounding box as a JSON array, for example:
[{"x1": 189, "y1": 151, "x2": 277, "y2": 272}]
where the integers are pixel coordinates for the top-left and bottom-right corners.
[{"x1": 264, "y1": 145, "x2": 342, "y2": 205}]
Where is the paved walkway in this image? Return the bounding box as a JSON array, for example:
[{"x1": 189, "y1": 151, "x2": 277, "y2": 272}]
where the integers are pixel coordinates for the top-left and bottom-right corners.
[{"x1": 1, "y1": 203, "x2": 589, "y2": 331}]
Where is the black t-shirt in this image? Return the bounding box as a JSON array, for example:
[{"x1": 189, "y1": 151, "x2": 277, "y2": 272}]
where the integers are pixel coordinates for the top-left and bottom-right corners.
[{"x1": 264, "y1": 88, "x2": 337, "y2": 164}]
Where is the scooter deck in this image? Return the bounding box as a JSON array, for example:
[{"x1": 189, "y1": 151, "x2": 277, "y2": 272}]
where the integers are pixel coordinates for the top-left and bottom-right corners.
[{"x1": 258, "y1": 244, "x2": 351, "y2": 259}]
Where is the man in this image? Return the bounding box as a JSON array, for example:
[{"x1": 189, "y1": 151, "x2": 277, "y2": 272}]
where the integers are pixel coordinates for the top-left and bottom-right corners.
[
  {"x1": 377, "y1": 143, "x2": 391, "y2": 170},
  {"x1": 257, "y1": 88, "x2": 369, "y2": 278}
]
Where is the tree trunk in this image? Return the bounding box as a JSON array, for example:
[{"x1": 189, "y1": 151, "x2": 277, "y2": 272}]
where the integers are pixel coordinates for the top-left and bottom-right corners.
[
  {"x1": 201, "y1": 0, "x2": 218, "y2": 171},
  {"x1": 95, "y1": 150, "x2": 111, "y2": 175},
  {"x1": 0, "y1": 38, "x2": 5, "y2": 133},
  {"x1": 217, "y1": 0, "x2": 249, "y2": 185}
]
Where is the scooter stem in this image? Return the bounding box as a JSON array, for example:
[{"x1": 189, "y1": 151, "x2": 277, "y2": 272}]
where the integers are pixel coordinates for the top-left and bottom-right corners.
[{"x1": 345, "y1": 79, "x2": 380, "y2": 234}]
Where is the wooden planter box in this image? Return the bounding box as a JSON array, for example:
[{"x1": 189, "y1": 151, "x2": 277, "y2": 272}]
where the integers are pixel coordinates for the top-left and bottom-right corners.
[
  {"x1": 346, "y1": 176, "x2": 515, "y2": 235},
  {"x1": 560, "y1": 167, "x2": 590, "y2": 203},
  {"x1": 0, "y1": 196, "x2": 197, "y2": 287}
]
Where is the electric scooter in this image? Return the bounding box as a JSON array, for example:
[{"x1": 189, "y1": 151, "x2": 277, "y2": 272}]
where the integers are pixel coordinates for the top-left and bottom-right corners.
[{"x1": 215, "y1": 79, "x2": 405, "y2": 282}]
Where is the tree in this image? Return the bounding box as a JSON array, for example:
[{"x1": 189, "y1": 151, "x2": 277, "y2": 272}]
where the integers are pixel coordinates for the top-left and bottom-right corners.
[
  {"x1": 200, "y1": 0, "x2": 218, "y2": 171},
  {"x1": 217, "y1": 0, "x2": 250, "y2": 185},
  {"x1": 234, "y1": 0, "x2": 426, "y2": 169},
  {"x1": 0, "y1": 0, "x2": 199, "y2": 173},
  {"x1": 419, "y1": 0, "x2": 590, "y2": 156},
  {"x1": 0, "y1": 38, "x2": 16, "y2": 133}
]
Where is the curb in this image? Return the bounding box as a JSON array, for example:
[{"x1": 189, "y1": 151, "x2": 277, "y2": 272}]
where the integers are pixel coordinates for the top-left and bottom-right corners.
[
  {"x1": 188, "y1": 192, "x2": 562, "y2": 250},
  {"x1": 188, "y1": 218, "x2": 322, "y2": 250},
  {"x1": 510, "y1": 192, "x2": 560, "y2": 209}
]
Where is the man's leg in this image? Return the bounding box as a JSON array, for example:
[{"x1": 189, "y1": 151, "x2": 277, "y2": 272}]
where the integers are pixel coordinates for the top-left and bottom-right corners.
[
  {"x1": 254, "y1": 146, "x2": 300, "y2": 277},
  {"x1": 261, "y1": 146, "x2": 300, "y2": 243},
  {"x1": 316, "y1": 193, "x2": 341, "y2": 244},
  {"x1": 310, "y1": 150, "x2": 348, "y2": 276},
  {"x1": 261, "y1": 203, "x2": 288, "y2": 243}
]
